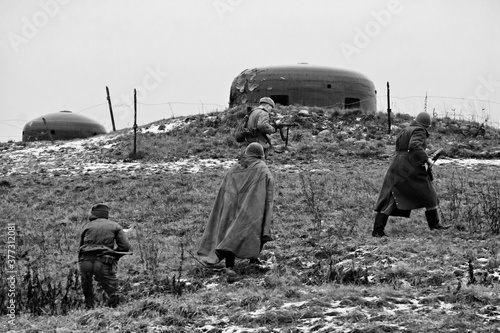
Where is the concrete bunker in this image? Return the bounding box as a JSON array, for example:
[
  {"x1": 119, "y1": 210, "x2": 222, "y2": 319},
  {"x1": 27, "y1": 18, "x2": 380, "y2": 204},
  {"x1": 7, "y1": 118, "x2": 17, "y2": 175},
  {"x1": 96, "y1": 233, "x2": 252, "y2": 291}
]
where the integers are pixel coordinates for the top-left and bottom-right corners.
[
  {"x1": 22, "y1": 111, "x2": 107, "y2": 142},
  {"x1": 229, "y1": 64, "x2": 377, "y2": 113}
]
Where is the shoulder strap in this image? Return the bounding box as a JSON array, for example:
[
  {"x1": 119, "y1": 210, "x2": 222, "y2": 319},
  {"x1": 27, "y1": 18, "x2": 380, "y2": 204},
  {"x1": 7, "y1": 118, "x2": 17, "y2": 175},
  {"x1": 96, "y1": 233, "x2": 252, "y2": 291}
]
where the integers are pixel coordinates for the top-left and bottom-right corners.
[
  {"x1": 79, "y1": 227, "x2": 89, "y2": 248},
  {"x1": 247, "y1": 108, "x2": 261, "y2": 130}
]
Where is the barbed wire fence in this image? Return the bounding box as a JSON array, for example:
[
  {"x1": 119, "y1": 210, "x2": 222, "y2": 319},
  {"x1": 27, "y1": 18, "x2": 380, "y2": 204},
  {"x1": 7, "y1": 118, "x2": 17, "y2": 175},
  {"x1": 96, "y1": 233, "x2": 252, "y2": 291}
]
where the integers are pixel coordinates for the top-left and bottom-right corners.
[
  {"x1": 1, "y1": 95, "x2": 499, "y2": 141},
  {"x1": 376, "y1": 95, "x2": 500, "y2": 128},
  {"x1": 0, "y1": 101, "x2": 227, "y2": 141}
]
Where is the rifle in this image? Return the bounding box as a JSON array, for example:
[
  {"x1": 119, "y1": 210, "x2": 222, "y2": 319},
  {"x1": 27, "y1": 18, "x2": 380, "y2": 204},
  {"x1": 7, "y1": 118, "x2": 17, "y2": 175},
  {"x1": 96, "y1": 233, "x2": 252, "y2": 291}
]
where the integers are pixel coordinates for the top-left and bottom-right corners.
[
  {"x1": 427, "y1": 148, "x2": 443, "y2": 181},
  {"x1": 275, "y1": 123, "x2": 299, "y2": 148},
  {"x1": 98, "y1": 249, "x2": 133, "y2": 258}
]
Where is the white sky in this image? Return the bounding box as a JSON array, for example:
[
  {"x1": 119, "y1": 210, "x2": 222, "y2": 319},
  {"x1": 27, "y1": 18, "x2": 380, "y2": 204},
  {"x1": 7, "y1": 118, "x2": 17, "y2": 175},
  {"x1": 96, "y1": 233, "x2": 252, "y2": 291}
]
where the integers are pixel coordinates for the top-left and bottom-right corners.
[{"x1": 1, "y1": 0, "x2": 499, "y2": 142}]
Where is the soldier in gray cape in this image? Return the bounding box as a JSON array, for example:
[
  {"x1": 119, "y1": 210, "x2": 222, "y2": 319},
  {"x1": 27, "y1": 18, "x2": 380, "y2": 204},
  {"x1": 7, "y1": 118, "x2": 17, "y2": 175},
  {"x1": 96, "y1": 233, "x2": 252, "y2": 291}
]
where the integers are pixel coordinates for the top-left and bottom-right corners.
[{"x1": 198, "y1": 143, "x2": 274, "y2": 275}]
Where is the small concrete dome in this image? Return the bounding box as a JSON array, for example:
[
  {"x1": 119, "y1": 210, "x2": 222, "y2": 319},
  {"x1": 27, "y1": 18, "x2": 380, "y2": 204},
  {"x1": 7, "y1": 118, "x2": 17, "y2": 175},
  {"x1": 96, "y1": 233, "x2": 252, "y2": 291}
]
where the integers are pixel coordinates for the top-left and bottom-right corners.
[{"x1": 22, "y1": 111, "x2": 107, "y2": 142}]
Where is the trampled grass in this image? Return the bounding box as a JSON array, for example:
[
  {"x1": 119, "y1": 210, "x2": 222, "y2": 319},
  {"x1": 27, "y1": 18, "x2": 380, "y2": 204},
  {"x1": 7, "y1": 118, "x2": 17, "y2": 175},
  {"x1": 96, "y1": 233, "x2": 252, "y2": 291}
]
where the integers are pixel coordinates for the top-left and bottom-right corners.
[{"x1": 2, "y1": 109, "x2": 500, "y2": 332}]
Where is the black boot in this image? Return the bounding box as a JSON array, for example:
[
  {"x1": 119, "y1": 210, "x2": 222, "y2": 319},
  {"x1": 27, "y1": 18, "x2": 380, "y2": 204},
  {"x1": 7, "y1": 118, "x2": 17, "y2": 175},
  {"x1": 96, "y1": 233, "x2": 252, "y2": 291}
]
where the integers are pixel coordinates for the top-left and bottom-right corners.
[
  {"x1": 372, "y1": 213, "x2": 389, "y2": 237},
  {"x1": 425, "y1": 209, "x2": 450, "y2": 230},
  {"x1": 107, "y1": 294, "x2": 119, "y2": 308},
  {"x1": 249, "y1": 258, "x2": 261, "y2": 265}
]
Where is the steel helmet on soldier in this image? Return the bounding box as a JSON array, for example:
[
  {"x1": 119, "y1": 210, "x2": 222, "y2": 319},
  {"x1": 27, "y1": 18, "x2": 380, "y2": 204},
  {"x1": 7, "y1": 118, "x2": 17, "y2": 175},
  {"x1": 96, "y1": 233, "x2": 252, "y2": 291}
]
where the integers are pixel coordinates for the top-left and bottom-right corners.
[
  {"x1": 415, "y1": 112, "x2": 431, "y2": 127},
  {"x1": 90, "y1": 203, "x2": 110, "y2": 219},
  {"x1": 259, "y1": 97, "x2": 276, "y2": 109},
  {"x1": 245, "y1": 142, "x2": 264, "y2": 158}
]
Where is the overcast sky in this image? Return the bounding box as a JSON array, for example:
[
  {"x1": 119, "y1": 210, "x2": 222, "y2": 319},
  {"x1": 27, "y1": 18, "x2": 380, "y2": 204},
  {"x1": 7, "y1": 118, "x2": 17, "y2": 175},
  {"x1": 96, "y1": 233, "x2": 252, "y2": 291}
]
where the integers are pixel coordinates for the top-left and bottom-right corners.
[{"x1": 1, "y1": 0, "x2": 499, "y2": 142}]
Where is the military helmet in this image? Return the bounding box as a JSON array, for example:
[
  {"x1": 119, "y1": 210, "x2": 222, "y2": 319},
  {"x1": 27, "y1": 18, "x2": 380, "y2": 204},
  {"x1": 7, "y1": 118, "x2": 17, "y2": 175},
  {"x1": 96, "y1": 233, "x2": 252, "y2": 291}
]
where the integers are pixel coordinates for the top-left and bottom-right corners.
[
  {"x1": 259, "y1": 97, "x2": 275, "y2": 109},
  {"x1": 415, "y1": 112, "x2": 431, "y2": 127},
  {"x1": 245, "y1": 142, "x2": 264, "y2": 158},
  {"x1": 90, "y1": 203, "x2": 110, "y2": 219}
]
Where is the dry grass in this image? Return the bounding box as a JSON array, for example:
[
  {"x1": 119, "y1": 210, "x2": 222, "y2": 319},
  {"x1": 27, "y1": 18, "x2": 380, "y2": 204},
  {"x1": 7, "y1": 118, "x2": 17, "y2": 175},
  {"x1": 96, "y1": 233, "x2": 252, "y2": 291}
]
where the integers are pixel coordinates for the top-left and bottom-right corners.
[{"x1": 2, "y1": 109, "x2": 500, "y2": 332}]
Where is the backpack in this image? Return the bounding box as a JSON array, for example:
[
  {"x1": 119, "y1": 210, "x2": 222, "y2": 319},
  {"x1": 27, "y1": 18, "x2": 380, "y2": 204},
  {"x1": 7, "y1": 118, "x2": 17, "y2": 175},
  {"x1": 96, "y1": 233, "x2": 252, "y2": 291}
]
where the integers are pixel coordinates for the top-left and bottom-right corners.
[{"x1": 234, "y1": 108, "x2": 255, "y2": 143}]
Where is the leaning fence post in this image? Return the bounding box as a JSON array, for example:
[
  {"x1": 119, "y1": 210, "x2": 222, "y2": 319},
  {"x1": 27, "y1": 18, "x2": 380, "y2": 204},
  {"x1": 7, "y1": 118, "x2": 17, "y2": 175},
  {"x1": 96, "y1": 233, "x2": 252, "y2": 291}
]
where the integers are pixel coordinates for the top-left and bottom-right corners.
[
  {"x1": 387, "y1": 82, "x2": 391, "y2": 134},
  {"x1": 133, "y1": 89, "x2": 137, "y2": 156},
  {"x1": 106, "y1": 86, "x2": 116, "y2": 131}
]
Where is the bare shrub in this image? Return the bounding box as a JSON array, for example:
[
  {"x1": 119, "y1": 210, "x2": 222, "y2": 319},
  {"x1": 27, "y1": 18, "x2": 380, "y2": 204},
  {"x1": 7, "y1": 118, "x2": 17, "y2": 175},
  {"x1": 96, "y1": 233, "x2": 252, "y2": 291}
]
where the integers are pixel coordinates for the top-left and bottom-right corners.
[
  {"x1": 298, "y1": 170, "x2": 366, "y2": 242},
  {"x1": 135, "y1": 225, "x2": 163, "y2": 276},
  {"x1": 437, "y1": 168, "x2": 500, "y2": 234},
  {"x1": 299, "y1": 171, "x2": 326, "y2": 242}
]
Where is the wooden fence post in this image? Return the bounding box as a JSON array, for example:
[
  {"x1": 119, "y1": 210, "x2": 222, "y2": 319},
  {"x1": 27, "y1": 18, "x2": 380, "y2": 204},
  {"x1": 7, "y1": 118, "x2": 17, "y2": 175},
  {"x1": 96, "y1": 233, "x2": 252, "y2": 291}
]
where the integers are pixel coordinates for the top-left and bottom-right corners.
[
  {"x1": 387, "y1": 82, "x2": 391, "y2": 134},
  {"x1": 133, "y1": 89, "x2": 137, "y2": 156},
  {"x1": 106, "y1": 86, "x2": 116, "y2": 131}
]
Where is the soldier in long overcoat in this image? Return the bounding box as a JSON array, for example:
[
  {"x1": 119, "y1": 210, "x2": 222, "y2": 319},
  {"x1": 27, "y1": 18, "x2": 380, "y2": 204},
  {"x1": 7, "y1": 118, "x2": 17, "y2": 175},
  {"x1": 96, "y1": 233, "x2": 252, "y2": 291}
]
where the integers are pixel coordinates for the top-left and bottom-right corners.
[{"x1": 372, "y1": 112, "x2": 449, "y2": 237}]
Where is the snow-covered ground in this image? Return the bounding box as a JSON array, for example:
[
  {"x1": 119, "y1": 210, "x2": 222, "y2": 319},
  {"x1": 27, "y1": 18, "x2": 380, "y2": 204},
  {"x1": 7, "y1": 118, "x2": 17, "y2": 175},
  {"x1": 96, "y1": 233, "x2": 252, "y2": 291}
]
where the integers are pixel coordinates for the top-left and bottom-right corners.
[
  {"x1": 1, "y1": 122, "x2": 237, "y2": 177},
  {"x1": 2, "y1": 119, "x2": 499, "y2": 177},
  {"x1": 437, "y1": 158, "x2": 500, "y2": 168}
]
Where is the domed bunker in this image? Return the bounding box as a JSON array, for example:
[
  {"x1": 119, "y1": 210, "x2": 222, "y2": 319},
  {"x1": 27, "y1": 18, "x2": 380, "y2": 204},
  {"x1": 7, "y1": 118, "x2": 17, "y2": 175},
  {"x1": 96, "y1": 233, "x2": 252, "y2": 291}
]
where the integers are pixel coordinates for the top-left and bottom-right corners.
[
  {"x1": 22, "y1": 111, "x2": 107, "y2": 142},
  {"x1": 229, "y1": 64, "x2": 377, "y2": 113}
]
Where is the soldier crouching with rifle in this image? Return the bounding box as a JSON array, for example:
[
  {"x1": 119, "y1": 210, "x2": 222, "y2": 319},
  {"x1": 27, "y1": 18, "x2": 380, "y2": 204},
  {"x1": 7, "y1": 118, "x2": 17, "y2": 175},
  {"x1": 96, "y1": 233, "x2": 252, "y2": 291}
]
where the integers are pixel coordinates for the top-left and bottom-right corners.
[
  {"x1": 372, "y1": 112, "x2": 450, "y2": 237},
  {"x1": 78, "y1": 203, "x2": 132, "y2": 309}
]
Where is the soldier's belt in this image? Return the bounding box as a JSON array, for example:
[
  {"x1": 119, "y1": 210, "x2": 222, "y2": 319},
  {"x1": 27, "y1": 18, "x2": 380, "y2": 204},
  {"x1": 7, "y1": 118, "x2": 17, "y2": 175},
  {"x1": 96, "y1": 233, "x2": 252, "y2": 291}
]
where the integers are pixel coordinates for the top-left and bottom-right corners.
[{"x1": 79, "y1": 254, "x2": 116, "y2": 264}]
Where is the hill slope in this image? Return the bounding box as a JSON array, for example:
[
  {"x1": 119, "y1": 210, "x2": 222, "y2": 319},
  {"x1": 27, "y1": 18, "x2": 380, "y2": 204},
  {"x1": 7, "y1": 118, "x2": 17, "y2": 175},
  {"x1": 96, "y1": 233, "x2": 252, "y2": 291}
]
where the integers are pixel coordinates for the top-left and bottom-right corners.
[
  {"x1": 2, "y1": 107, "x2": 500, "y2": 332},
  {"x1": 3, "y1": 107, "x2": 500, "y2": 176}
]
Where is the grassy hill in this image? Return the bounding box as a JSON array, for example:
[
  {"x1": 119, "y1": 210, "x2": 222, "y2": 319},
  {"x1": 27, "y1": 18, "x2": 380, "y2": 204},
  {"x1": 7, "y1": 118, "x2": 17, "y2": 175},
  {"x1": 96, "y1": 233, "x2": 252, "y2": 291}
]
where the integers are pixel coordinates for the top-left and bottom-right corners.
[{"x1": 2, "y1": 107, "x2": 500, "y2": 332}]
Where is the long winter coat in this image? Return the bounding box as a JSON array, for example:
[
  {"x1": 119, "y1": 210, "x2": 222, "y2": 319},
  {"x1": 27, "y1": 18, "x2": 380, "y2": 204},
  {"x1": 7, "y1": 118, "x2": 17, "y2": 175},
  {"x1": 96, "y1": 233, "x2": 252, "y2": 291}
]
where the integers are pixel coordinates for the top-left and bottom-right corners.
[
  {"x1": 374, "y1": 120, "x2": 438, "y2": 217},
  {"x1": 197, "y1": 156, "x2": 274, "y2": 265}
]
